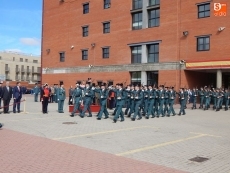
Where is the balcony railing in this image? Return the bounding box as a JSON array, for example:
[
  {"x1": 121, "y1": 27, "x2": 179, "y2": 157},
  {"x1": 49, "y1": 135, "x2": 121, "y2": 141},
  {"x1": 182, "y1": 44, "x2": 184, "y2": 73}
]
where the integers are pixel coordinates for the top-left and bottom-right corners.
[
  {"x1": 21, "y1": 68, "x2": 25, "y2": 73},
  {"x1": 32, "y1": 76, "x2": 41, "y2": 82},
  {"x1": 26, "y1": 69, "x2": 31, "y2": 73},
  {"x1": 16, "y1": 68, "x2": 20, "y2": 73},
  {"x1": 32, "y1": 69, "x2": 41, "y2": 74},
  {"x1": 6, "y1": 76, "x2": 11, "y2": 80},
  {"x1": 21, "y1": 76, "x2": 25, "y2": 81},
  {"x1": 26, "y1": 77, "x2": 30, "y2": 81},
  {"x1": 5, "y1": 67, "x2": 10, "y2": 72}
]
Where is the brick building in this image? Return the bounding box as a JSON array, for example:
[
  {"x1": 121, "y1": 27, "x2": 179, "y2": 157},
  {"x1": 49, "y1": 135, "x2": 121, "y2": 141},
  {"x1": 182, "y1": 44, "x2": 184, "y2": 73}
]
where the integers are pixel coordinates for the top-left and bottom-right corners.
[{"x1": 42, "y1": 0, "x2": 230, "y2": 92}]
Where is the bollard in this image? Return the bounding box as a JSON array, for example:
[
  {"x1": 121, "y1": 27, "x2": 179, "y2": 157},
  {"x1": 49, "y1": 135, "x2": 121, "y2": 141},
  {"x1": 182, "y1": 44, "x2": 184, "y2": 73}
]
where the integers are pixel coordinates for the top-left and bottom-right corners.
[{"x1": 22, "y1": 97, "x2": 28, "y2": 114}]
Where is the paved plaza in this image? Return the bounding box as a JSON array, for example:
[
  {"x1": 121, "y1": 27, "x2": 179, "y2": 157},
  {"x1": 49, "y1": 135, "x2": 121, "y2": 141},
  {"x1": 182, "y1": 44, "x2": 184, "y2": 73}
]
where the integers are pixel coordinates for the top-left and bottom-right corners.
[{"x1": 0, "y1": 95, "x2": 230, "y2": 173}]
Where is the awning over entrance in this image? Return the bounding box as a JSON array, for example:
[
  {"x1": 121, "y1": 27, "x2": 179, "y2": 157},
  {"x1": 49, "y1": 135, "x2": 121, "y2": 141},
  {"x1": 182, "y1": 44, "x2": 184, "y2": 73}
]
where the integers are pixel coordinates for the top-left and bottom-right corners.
[{"x1": 186, "y1": 60, "x2": 230, "y2": 69}]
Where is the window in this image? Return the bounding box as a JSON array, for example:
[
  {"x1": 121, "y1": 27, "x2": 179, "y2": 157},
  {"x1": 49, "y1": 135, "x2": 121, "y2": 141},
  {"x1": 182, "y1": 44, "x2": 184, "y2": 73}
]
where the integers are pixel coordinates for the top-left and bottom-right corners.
[
  {"x1": 148, "y1": 9, "x2": 160, "y2": 27},
  {"x1": 103, "y1": 22, "x2": 110, "y2": 33},
  {"x1": 13, "y1": 57, "x2": 15, "y2": 61},
  {"x1": 83, "y1": 3, "x2": 89, "y2": 14},
  {"x1": 147, "y1": 71, "x2": 158, "y2": 86},
  {"x1": 148, "y1": 44, "x2": 159, "y2": 63},
  {"x1": 20, "y1": 58, "x2": 23, "y2": 62},
  {"x1": 132, "y1": 12, "x2": 142, "y2": 30},
  {"x1": 197, "y1": 36, "x2": 210, "y2": 51},
  {"x1": 102, "y1": 47, "x2": 110, "y2": 58},
  {"x1": 133, "y1": 0, "x2": 142, "y2": 10},
  {"x1": 131, "y1": 46, "x2": 142, "y2": 63},
  {"x1": 25, "y1": 59, "x2": 28, "y2": 62},
  {"x1": 33, "y1": 60, "x2": 38, "y2": 63},
  {"x1": 82, "y1": 26, "x2": 88, "y2": 37},
  {"x1": 59, "y1": 52, "x2": 65, "y2": 62},
  {"x1": 104, "y1": 0, "x2": 111, "y2": 9},
  {"x1": 82, "y1": 50, "x2": 88, "y2": 60},
  {"x1": 198, "y1": 3, "x2": 210, "y2": 18},
  {"x1": 131, "y1": 72, "x2": 141, "y2": 85},
  {"x1": 149, "y1": 0, "x2": 160, "y2": 6}
]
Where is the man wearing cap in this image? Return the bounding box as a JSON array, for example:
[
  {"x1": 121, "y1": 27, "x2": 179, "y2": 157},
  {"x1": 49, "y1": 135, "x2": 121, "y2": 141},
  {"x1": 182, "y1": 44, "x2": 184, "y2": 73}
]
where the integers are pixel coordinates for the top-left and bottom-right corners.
[
  {"x1": 127, "y1": 84, "x2": 135, "y2": 117},
  {"x1": 112, "y1": 83, "x2": 125, "y2": 123},
  {"x1": 178, "y1": 88, "x2": 186, "y2": 115},
  {"x1": 0, "y1": 81, "x2": 3, "y2": 113},
  {"x1": 1, "y1": 81, "x2": 12, "y2": 114},
  {"x1": 124, "y1": 85, "x2": 131, "y2": 115},
  {"x1": 167, "y1": 87, "x2": 176, "y2": 116},
  {"x1": 143, "y1": 85, "x2": 149, "y2": 117},
  {"x1": 132, "y1": 84, "x2": 143, "y2": 121},
  {"x1": 57, "y1": 83, "x2": 66, "y2": 113},
  {"x1": 146, "y1": 85, "x2": 155, "y2": 119},
  {"x1": 79, "y1": 82, "x2": 93, "y2": 118},
  {"x1": 157, "y1": 85, "x2": 165, "y2": 117},
  {"x1": 70, "y1": 83, "x2": 82, "y2": 117},
  {"x1": 93, "y1": 83, "x2": 109, "y2": 120},
  {"x1": 13, "y1": 82, "x2": 23, "y2": 113},
  {"x1": 199, "y1": 87, "x2": 204, "y2": 109},
  {"x1": 163, "y1": 86, "x2": 169, "y2": 115},
  {"x1": 41, "y1": 83, "x2": 49, "y2": 114},
  {"x1": 33, "y1": 83, "x2": 40, "y2": 102},
  {"x1": 191, "y1": 87, "x2": 198, "y2": 109}
]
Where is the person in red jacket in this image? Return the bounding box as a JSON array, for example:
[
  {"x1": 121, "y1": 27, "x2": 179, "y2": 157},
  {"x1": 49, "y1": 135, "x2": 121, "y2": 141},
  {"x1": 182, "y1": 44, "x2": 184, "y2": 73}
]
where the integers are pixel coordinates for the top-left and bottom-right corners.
[{"x1": 41, "y1": 83, "x2": 50, "y2": 114}]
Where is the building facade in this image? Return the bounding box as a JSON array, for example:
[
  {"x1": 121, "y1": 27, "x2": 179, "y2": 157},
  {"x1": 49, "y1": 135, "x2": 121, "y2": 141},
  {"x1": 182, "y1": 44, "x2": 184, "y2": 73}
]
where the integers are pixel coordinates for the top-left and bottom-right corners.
[
  {"x1": 42, "y1": 0, "x2": 230, "y2": 91},
  {"x1": 0, "y1": 52, "x2": 41, "y2": 83}
]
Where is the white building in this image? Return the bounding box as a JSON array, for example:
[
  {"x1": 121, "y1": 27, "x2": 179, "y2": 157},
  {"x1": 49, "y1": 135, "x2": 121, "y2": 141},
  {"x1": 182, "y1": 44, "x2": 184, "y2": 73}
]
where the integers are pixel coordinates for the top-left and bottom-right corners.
[{"x1": 0, "y1": 51, "x2": 41, "y2": 83}]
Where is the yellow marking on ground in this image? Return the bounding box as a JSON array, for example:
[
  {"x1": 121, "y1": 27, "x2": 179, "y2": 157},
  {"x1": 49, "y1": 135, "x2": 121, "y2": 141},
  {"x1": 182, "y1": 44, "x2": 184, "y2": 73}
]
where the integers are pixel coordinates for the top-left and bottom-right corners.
[
  {"x1": 190, "y1": 132, "x2": 222, "y2": 138},
  {"x1": 53, "y1": 126, "x2": 157, "y2": 140},
  {"x1": 116, "y1": 134, "x2": 207, "y2": 156}
]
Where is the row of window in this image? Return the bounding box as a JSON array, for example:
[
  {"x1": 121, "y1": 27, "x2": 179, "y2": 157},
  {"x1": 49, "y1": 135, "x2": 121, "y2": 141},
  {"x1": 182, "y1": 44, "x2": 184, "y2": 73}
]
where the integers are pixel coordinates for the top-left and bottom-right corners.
[
  {"x1": 83, "y1": 0, "x2": 111, "y2": 14},
  {"x1": 59, "y1": 47, "x2": 110, "y2": 62},
  {"x1": 59, "y1": 35, "x2": 210, "y2": 62},
  {"x1": 133, "y1": 0, "x2": 160, "y2": 10},
  {"x1": 82, "y1": 22, "x2": 110, "y2": 37}
]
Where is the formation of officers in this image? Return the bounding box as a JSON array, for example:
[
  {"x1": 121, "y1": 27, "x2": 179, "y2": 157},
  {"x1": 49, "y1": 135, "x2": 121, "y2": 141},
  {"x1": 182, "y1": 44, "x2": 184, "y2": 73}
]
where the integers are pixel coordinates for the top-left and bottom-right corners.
[{"x1": 68, "y1": 81, "x2": 229, "y2": 123}]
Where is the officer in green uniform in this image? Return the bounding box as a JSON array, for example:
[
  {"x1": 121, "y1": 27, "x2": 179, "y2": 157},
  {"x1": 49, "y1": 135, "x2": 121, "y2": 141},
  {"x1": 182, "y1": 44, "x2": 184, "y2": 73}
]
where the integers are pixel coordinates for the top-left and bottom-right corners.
[
  {"x1": 127, "y1": 85, "x2": 135, "y2": 117},
  {"x1": 112, "y1": 83, "x2": 125, "y2": 123},
  {"x1": 212, "y1": 88, "x2": 217, "y2": 110},
  {"x1": 33, "y1": 83, "x2": 40, "y2": 102},
  {"x1": 216, "y1": 89, "x2": 222, "y2": 111},
  {"x1": 132, "y1": 84, "x2": 143, "y2": 121},
  {"x1": 146, "y1": 85, "x2": 155, "y2": 119},
  {"x1": 163, "y1": 87, "x2": 169, "y2": 115},
  {"x1": 191, "y1": 88, "x2": 198, "y2": 109},
  {"x1": 178, "y1": 88, "x2": 186, "y2": 115},
  {"x1": 54, "y1": 85, "x2": 58, "y2": 103},
  {"x1": 143, "y1": 85, "x2": 149, "y2": 116},
  {"x1": 57, "y1": 83, "x2": 66, "y2": 113},
  {"x1": 203, "y1": 87, "x2": 209, "y2": 110},
  {"x1": 154, "y1": 86, "x2": 159, "y2": 116},
  {"x1": 224, "y1": 88, "x2": 229, "y2": 111},
  {"x1": 70, "y1": 83, "x2": 82, "y2": 117},
  {"x1": 124, "y1": 85, "x2": 131, "y2": 115},
  {"x1": 167, "y1": 87, "x2": 176, "y2": 116},
  {"x1": 199, "y1": 87, "x2": 204, "y2": 109},
  {"x1": 80, "y1": 82, "x2": 93, "y2": 118},
  {"x1": 94, "y1": 83, "x2": 109, "y2": 120},
  {"x1": 157, "y1": 85, "x2": 165, "y2": 117}
]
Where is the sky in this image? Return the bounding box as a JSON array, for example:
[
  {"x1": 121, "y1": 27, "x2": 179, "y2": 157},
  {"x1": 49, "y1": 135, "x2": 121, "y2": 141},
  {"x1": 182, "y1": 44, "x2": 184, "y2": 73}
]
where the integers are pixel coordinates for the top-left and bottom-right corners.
[{"x1": 0, "y1": 0, "x2": 42, "y2": 56}]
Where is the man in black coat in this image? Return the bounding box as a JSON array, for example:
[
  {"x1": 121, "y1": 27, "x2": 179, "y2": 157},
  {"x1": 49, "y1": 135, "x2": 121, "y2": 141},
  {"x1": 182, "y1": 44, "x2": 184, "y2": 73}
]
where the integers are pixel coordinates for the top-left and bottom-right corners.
[{"x1": 1, "y1": 81, "x2": 12, "y2": 114}]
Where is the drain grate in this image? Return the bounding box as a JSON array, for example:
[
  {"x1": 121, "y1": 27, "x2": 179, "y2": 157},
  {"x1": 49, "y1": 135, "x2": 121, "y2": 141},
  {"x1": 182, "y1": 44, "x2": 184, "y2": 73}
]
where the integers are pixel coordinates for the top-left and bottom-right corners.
[
  {"x1": 189, "y1": 156, "x2": 209, "y2": 163},
  {"x1": 62, "y1": 122, "x2": 77, "y2": 125}
]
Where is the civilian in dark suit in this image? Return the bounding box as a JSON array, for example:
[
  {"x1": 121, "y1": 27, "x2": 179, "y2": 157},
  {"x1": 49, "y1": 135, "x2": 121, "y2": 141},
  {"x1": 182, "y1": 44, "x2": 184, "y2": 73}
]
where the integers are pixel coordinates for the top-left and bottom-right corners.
[
  {"x1": 1, "y1": 81, "x2": 12, "y2": 114},
  {"x1": 13, "y1": 82, "x2": 23, "y2": 113},
  {"x1": 0, "y1": 81, "x2": 3, "y2": 114}
]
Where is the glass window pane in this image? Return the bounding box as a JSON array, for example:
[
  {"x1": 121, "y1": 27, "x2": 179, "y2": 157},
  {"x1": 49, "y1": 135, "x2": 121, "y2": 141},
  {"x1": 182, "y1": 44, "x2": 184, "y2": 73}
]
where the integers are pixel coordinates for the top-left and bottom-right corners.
[
  {"x1": 198, "y1": 38, "x2": 204, "y2": 44},
  {"x1": 156, "y1": 9, "x2": 160, "y2": 17},
  {"x1": 155, "y1": 18, "x2": 160, "y2": 26},
  {"x1": 205, "y1": 4, "x2": 210, "y2": 10},
  {"x1": 205, "y1": 44, "x2": 209, "y2": 50},
  {"x1": 198, "y1": 45, "x2": 203, "y2": 51},
  {"x1": 205, "y1": 37, "x2": 209, "y2": 43},
  {"x1": 199, "y1": 5, "x2": 204, "y2": 11},
  {"x1": 154, "y1": 44, "x2": 159, "y2": 52},
  {"x1": 154, "y1": 53, "x2": 159, "y2": 62},
  {"x1": 199, "y1": 12, "x2": 204, "y2": 18},
  {"x1": 205, "y1": 11, "x2": 210, "y2": 17}
]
